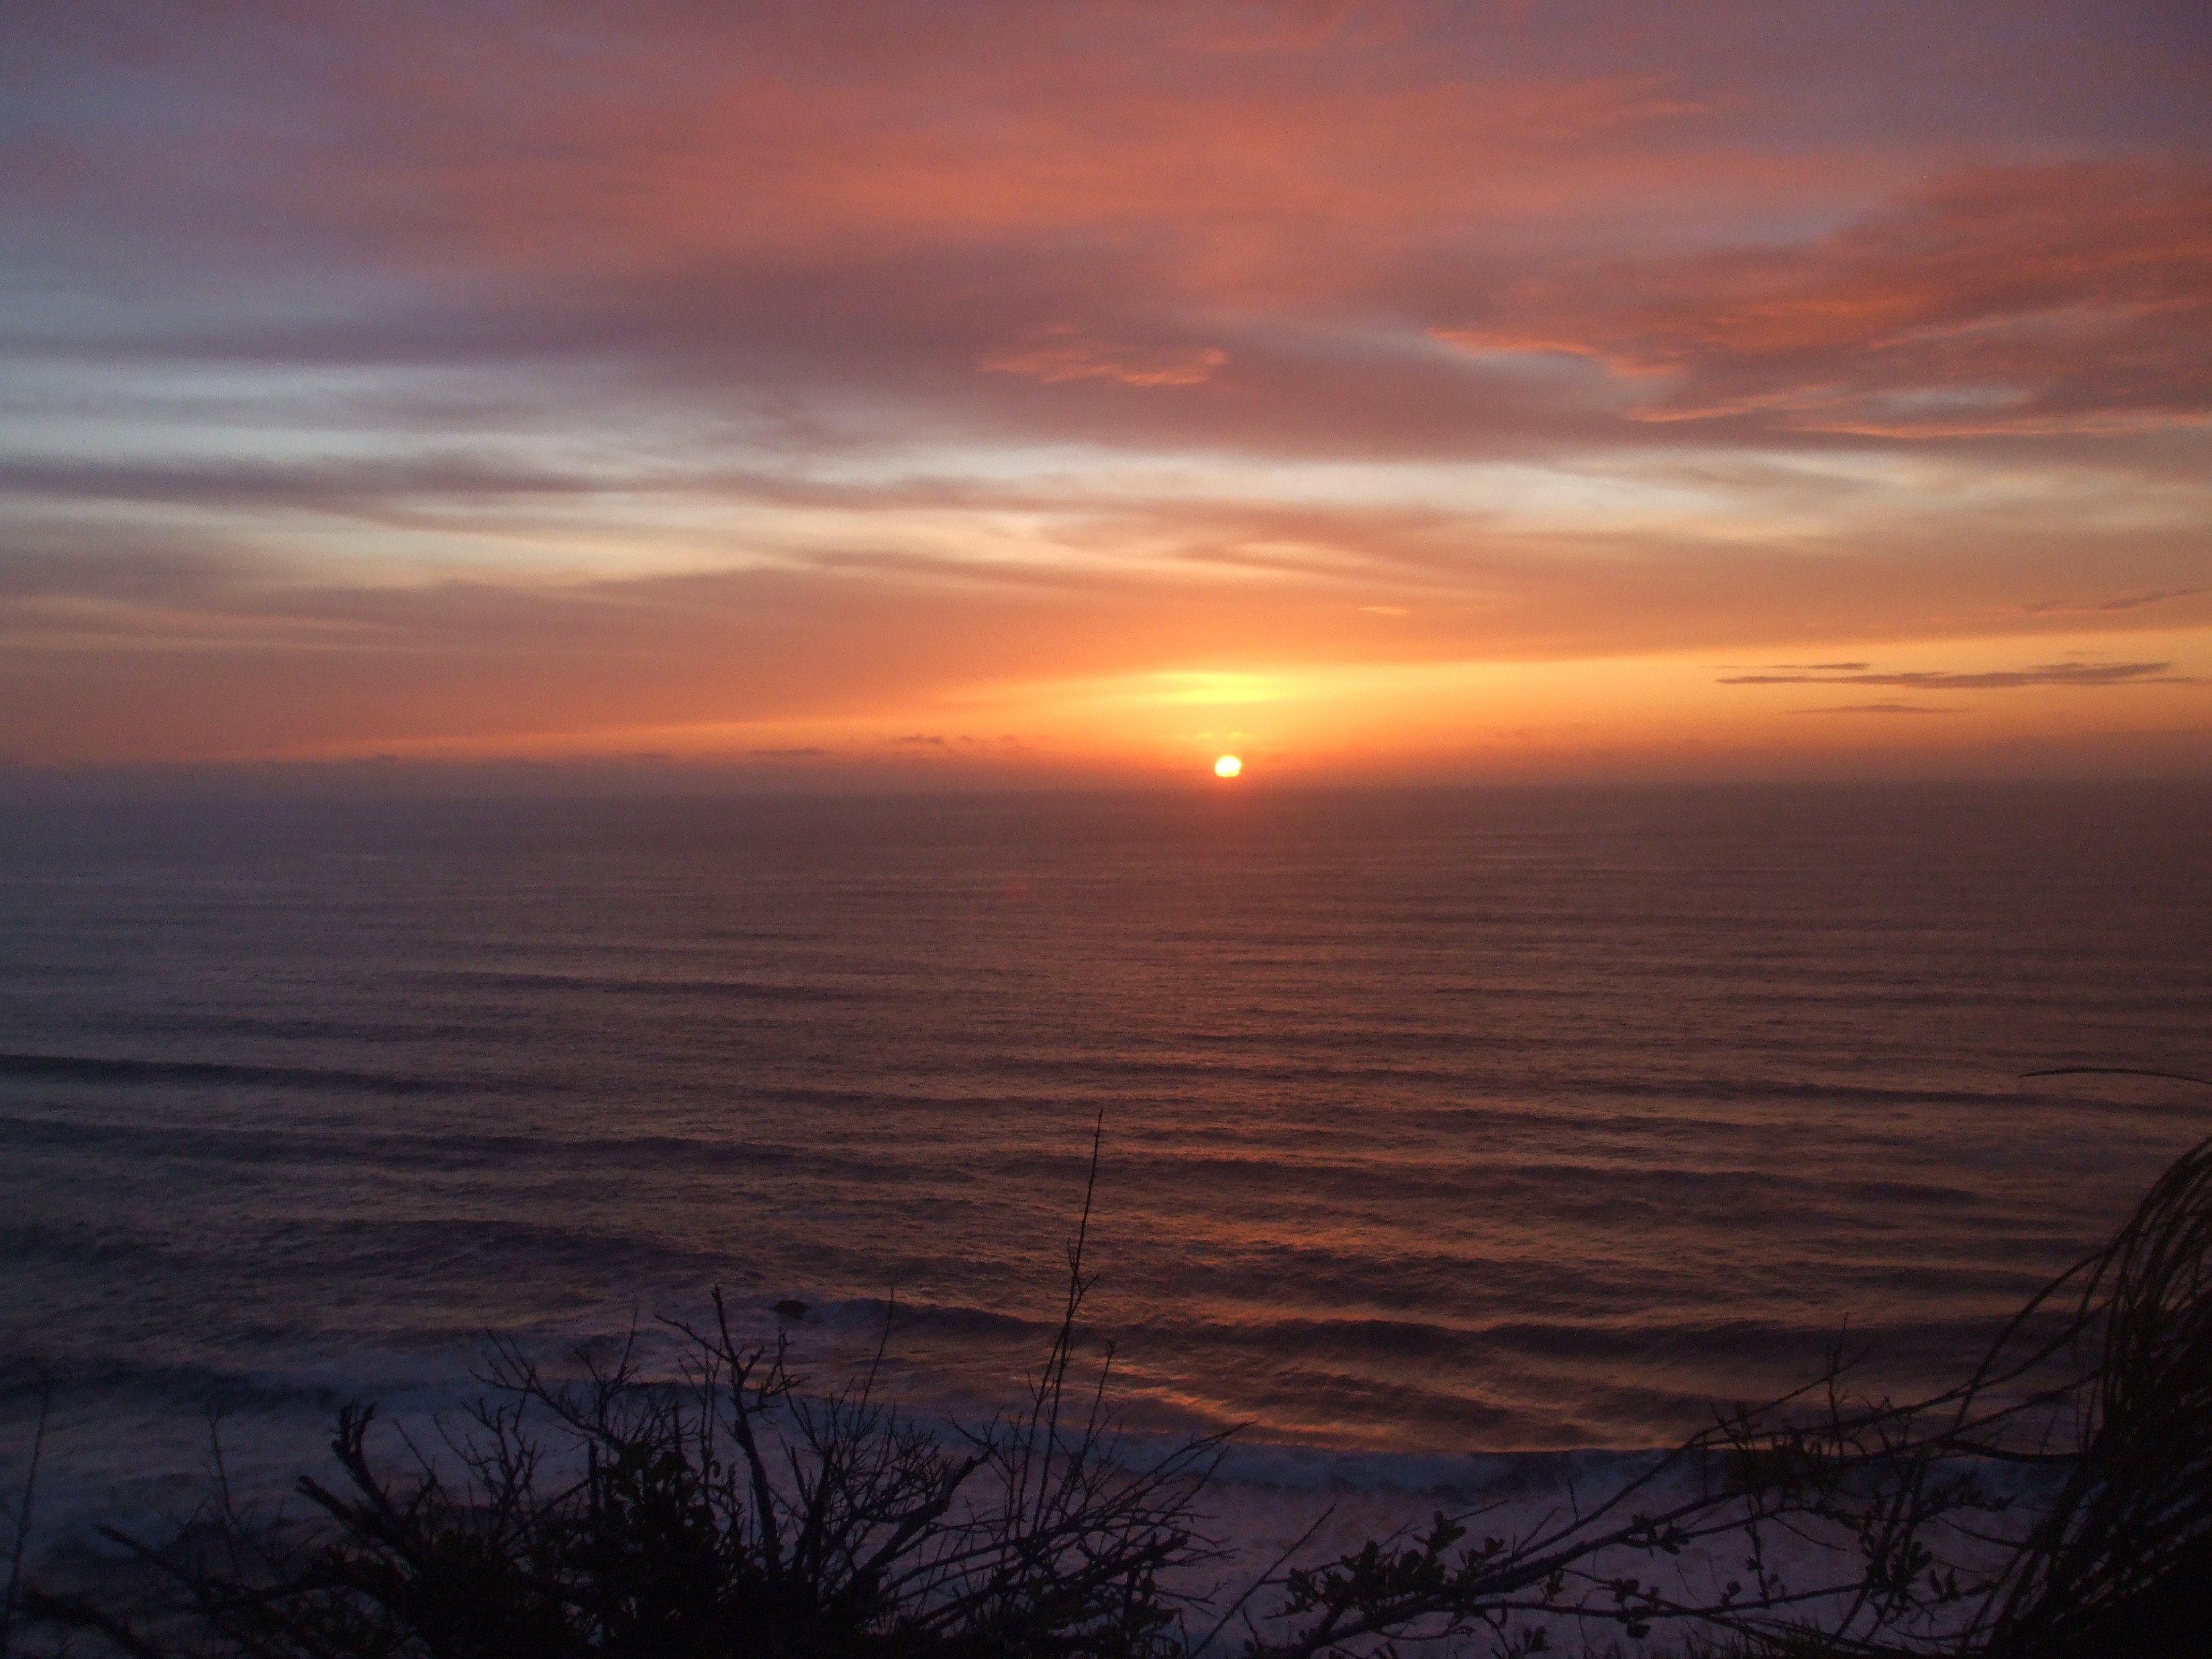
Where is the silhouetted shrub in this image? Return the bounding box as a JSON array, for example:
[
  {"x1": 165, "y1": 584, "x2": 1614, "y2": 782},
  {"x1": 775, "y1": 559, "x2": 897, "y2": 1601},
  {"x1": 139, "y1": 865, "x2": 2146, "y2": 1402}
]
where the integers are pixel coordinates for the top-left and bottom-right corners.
[
  {"x1": 17, "y1": 1103, "x2": 2212, "y2": 1658},
  {"x1": 22, "y1": 1132, "x2": 1223, "y2": 1659}
]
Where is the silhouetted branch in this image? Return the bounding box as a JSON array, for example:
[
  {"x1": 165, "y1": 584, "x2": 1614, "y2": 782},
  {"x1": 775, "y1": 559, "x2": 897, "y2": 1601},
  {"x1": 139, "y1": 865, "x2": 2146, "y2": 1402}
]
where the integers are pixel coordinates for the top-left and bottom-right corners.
[{"x1": 16, "y1": 1091, "x2": 2212, "y2": 1658}]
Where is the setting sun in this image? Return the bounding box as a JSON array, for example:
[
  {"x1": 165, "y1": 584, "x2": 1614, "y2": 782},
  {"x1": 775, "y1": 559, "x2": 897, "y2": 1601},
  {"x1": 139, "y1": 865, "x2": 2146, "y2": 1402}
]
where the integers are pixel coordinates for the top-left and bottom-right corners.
[{"x1": 1213, "y1": 755, "x2": 1242, "y2": 778}]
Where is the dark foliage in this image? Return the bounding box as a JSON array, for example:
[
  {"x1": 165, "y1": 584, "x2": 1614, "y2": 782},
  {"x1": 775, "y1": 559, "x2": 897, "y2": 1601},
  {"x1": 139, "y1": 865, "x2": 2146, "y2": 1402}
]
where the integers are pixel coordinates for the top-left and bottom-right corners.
[
  {"x1": 1, "y1": 1393, "x2": 48, "y2": 1657},
  {"x1": 1248, "y1": 1121, "x2": 2212, "y2": 1658},
  {"x1": 19, "y1": 1125, "x2": 1224, "y2": 1659},
  {"x1": 1977, "y1": 1109, "x2": 2212, "y2": 1658},
  {"x1": 13, "y1": 1099, "x2": 2212, "y2": 1659}
]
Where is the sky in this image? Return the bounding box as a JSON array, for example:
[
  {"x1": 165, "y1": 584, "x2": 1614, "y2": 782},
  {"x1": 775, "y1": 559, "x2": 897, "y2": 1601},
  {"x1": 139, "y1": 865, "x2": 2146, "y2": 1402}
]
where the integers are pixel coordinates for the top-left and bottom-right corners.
[{"x1": 5, "y1": 1, "x2": 2211, "y2": 789}]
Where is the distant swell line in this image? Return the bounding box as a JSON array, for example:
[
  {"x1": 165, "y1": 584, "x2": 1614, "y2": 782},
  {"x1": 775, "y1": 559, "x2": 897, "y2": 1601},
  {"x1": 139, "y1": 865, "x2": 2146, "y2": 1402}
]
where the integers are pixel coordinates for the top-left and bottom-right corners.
[
  {"x1": 416, "y1": 970, "x2": 861, "y2": 1002},
  {"x1": 0, "y1": 1051, "x2": 454, "y2": 1095}
]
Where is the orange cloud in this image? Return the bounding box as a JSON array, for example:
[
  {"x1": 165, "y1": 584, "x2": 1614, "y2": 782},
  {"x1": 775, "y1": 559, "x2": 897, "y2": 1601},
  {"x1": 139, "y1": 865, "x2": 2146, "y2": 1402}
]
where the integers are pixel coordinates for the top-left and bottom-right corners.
[{"x1": 979, "y1": 325, "x2": 1227, "y2": 387}]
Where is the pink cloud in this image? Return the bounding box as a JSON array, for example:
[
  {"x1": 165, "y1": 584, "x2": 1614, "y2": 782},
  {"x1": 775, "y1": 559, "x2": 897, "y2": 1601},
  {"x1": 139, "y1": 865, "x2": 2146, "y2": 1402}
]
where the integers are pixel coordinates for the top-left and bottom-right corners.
[
  {"x1": 1442, "y1": 162, "x2": 2212, "y2": 436},
  {"x1": 979, "y1": 325, "x2": 1226, "y2": 387}
]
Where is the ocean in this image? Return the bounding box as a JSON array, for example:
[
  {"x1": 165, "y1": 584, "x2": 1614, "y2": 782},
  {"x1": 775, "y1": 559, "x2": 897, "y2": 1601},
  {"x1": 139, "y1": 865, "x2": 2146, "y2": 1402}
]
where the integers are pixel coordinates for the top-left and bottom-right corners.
[{"x1": 1, "y1": 781, "x2": 2207, "y2": 1559}]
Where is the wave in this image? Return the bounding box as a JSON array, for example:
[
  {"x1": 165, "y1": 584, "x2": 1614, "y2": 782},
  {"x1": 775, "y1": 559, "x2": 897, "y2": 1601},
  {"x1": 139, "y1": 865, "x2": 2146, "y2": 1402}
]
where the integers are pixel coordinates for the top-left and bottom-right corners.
[
  {"x1": 413, "y1": 969, "x2": 864, "y2": 1002},
  {"x1": 0, "y1": 1050, "x2": 456, "y2": 1095},
  {"x1": 992, "y1": 1050, "x2": 2043, "y2": 1106},
  {"x1": 117, "y1": 1013, "x2": 487, "y2": 1042}
]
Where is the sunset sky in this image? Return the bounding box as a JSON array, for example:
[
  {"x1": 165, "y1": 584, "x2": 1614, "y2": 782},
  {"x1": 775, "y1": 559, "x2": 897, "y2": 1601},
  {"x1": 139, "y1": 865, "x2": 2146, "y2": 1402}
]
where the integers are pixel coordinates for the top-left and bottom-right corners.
[{"x1": 5, "y1": 1, "x2": 2209, "y2": 787}]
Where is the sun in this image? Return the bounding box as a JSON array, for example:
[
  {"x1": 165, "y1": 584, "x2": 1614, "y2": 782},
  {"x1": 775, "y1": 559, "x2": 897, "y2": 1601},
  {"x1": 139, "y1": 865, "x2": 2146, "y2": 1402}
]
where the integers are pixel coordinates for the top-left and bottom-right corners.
[{"x1": 1213, "y1": 754, "x2": 1243, "y2": 778}]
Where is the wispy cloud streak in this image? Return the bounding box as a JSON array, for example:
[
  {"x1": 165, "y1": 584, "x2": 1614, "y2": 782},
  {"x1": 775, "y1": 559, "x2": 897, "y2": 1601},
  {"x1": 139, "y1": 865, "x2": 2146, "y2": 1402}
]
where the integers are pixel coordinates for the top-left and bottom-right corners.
[{"x1": 1721, "y1": 663, "x2": 2194, "y2": 689}]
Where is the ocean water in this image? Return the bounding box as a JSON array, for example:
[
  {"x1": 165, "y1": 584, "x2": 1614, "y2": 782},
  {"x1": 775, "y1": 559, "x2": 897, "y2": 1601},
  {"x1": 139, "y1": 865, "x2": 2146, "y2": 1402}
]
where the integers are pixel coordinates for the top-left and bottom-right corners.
[{"x1": 1, "y1": 782, "x2": 2207, "y2": 1554}]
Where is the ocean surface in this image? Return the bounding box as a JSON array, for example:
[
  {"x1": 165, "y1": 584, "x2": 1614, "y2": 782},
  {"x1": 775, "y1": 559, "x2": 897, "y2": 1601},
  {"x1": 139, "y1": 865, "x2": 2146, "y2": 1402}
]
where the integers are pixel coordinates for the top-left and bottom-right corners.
[{"x1": 1, "y1": 782, "x2": 2207, "y2": 1552}]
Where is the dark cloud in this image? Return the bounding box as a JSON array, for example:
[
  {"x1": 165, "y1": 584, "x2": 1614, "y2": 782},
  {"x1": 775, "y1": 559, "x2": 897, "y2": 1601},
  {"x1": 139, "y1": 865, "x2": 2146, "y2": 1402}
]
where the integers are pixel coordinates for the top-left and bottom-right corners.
[
  {"x1": 0, "y1": 542, "x2": 279, "y2": 603},
  {"x1": 0, "y1": 456, "x2": 607, "y2": 515},
  {"x1": 2023, "y1": 588, "x2": 2205, "y2": 616},
  {"x1": 1795, "y1": 702, "x2": 1961, "y2": 715},
  {"x1": 1721, "y1": 662, "x2": 2194, "y2": 689}
]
